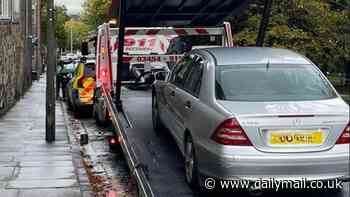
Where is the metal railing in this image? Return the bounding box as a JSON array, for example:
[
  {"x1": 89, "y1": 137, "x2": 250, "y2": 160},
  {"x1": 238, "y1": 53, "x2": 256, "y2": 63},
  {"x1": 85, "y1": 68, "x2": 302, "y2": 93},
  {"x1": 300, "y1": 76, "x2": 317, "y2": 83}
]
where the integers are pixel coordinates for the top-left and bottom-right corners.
[{"x1": 102, "y1": 86, "x2": 154, "y2": 197}]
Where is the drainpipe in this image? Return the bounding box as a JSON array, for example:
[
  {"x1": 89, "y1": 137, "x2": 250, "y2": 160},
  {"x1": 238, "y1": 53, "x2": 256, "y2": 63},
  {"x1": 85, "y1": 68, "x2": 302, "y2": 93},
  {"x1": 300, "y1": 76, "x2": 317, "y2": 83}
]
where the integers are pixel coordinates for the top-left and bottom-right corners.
[
  {"x1": 36, "y1": 0, "x2": 42, "y2": 76},
  {"x1": 26, "y1": 0, "x2": 33, "y2": 80}
]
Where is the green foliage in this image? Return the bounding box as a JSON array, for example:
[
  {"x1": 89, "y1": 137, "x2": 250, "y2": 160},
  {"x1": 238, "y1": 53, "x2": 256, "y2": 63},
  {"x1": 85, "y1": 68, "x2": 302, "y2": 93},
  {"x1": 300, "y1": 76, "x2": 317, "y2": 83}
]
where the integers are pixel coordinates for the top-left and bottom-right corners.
[
  {"x1": 55, "y1": 6, "x2": 71, "y2": 49},
  {"x1": 233, "y1": 0, "x2": 350, "y2": 73},
  {"x1": 81, "y1": 0, "x2": 112, "y2": 31},
  {"x1": 64, "y1": 20, "x2": 90, "y2": 50},
  {"x1": 41, "y1": 1, "x2": 90, "y2": 51},
  {"x1": 41, "y1": 3, "x2": 71, "y2": 49}
]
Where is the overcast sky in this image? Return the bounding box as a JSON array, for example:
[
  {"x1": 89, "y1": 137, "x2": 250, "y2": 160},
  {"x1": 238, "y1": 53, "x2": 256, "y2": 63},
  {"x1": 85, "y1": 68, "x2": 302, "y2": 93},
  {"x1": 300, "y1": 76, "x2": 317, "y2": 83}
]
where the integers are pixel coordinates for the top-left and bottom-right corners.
[{"x1": 55, "y1": 0, "x2": 84, "y2": 15}]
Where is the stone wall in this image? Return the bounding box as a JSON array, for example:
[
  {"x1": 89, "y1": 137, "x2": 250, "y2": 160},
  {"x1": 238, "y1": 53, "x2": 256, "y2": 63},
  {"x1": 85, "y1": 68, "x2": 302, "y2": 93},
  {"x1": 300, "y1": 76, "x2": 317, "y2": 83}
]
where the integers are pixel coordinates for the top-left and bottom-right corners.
[{"x1": 0, "y1": 22, "x2": 30, "y2": 116}]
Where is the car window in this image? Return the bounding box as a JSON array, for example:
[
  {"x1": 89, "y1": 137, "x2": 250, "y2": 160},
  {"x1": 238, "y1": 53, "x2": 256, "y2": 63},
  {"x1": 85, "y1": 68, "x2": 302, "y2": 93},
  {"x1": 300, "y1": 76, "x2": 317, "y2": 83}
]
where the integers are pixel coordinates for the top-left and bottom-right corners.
[
  {"x1": 168, "y1": 61, "x2": 182, "y2": 82},
  {"x1": 64, "y1": 63, "x2": 75, "y2": 70},
  {"x1": 215, "y1": 64, "x2": 337, "y2": 102},
  {"x1": 184, "y1": 57, "x2": 204, "y2": 97},
  {"x1": 170, "y1": 56, "x2": 192, "y2": 88},
  {"x1": 84, "y1": 63, "x2": 95, "y2": 77},
  {"x1": 73, "y1": 64, "x2": 80, "y2": 77}
]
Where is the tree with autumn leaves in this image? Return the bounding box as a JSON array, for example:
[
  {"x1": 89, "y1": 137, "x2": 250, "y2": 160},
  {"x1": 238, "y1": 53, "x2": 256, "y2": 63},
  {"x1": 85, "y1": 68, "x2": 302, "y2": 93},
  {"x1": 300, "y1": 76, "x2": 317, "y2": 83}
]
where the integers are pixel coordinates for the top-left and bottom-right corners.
[
  {"x1": 81, "y1": 0, "x2": 112, "y2": 31},
  {"x1": 232, "y1": 0, "x2": 349, "y2": 76}
]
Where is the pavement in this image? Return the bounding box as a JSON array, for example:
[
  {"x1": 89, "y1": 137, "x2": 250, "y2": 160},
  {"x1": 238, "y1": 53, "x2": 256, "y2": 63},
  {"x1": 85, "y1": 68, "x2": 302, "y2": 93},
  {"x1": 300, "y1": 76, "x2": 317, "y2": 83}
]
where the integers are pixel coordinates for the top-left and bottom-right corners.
[{"x1": 0, "y1": 76, "x2": 91, "y2": 197}]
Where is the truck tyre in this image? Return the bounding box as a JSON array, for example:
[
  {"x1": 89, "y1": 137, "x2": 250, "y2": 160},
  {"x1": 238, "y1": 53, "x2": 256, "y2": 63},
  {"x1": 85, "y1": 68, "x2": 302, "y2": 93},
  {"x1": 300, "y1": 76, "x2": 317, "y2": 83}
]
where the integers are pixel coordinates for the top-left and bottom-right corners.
[{"x1": 94, "y1": 89, "x2": 109, "y2": 126}]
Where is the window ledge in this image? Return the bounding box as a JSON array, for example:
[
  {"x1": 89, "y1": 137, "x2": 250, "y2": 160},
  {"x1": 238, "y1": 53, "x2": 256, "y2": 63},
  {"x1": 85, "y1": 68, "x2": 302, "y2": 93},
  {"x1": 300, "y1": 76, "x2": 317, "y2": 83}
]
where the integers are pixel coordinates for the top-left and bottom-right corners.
[
  {"x1": 0, "y1": 18, "x2": 11, "y2": 25},
  {"x1": 0, "y1": 17, "x2": 11, "y2": 20},
  {"x1": 0, "y1": 18, "x2": 20, "y2": 25}
]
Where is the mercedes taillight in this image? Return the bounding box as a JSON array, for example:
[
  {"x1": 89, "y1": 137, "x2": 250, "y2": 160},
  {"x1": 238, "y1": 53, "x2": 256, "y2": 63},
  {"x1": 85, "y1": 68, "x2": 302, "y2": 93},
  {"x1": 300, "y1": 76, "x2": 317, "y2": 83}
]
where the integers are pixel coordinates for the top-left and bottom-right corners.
[
  {"x1": 336, "y1": 122, "x2": 350, "y2": 144},
  {"x1": 212, "y1": 118, "x2": 252, "y2": 146}
]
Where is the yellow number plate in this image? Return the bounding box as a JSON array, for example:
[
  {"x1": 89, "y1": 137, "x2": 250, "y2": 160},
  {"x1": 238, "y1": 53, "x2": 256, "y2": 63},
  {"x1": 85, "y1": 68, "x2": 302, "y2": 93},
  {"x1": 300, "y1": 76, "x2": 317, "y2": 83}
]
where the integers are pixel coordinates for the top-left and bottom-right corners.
[{"x1": 270, "y1": 131, "x2": 324, "y2": 145}]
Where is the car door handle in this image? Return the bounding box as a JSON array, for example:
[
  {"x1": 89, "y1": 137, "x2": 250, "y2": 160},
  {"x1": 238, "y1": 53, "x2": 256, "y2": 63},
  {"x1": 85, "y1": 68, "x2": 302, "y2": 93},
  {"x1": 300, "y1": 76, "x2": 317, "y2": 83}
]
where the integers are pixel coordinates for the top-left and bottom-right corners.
[
  {"x1": 184, "y1": 101, "x2": 192, "y2": 109},
  {"x1": 170, "y1": 91, "x2": 175, "y2": 97}
]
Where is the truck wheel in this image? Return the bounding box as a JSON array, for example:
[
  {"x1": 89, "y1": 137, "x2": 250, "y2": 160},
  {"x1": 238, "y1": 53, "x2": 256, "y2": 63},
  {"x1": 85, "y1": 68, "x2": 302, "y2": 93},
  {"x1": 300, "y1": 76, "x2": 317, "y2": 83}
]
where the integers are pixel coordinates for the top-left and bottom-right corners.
[
  {"x1": 93, "y1": 88, "x2": 108, "y2": 126},
  {"x1": 94, "y1": 89, "x2": 109, "y2": 126}
]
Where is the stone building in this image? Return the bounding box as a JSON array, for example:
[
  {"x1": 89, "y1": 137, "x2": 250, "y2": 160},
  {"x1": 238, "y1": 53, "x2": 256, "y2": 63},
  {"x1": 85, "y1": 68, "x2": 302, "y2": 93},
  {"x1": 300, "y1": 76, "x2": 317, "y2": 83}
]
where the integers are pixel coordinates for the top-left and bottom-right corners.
[{"x1": 0, "y1": 0, "x2": 36, "y2": 116}]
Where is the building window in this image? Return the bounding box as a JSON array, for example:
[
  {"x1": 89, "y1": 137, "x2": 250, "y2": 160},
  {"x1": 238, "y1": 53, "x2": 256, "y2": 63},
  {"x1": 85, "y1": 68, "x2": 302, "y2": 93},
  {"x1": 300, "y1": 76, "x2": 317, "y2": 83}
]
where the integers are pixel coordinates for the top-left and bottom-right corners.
[
  {"x1": 0, "y1": 0, "x2": 11, "y2": 20},
  {"x1": 0, "y1": 0, "x2": 20, "y2": 22},
  {"x1": 12, "y1": 0, "x2": 20, "y2": 21}
]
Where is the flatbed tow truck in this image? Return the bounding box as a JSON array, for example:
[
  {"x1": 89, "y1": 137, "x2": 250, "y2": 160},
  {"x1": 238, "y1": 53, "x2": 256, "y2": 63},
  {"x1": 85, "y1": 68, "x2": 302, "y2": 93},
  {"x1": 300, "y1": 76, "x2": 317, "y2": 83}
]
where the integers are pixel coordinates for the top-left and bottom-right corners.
[
  {"x1": 83, "y1": 1, "x2": 350, "y2": 197},
  {"x1": 92, "y1": 0, "x2": 250, "y2": 196}
]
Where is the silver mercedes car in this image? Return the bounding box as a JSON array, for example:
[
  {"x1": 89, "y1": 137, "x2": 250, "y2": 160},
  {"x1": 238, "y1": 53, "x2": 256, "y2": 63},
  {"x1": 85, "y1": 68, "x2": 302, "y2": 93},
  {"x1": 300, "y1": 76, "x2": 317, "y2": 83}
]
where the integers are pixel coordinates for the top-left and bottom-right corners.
[{"x1": 152, "y1": 47, "x2": 350, "y2": 188}]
